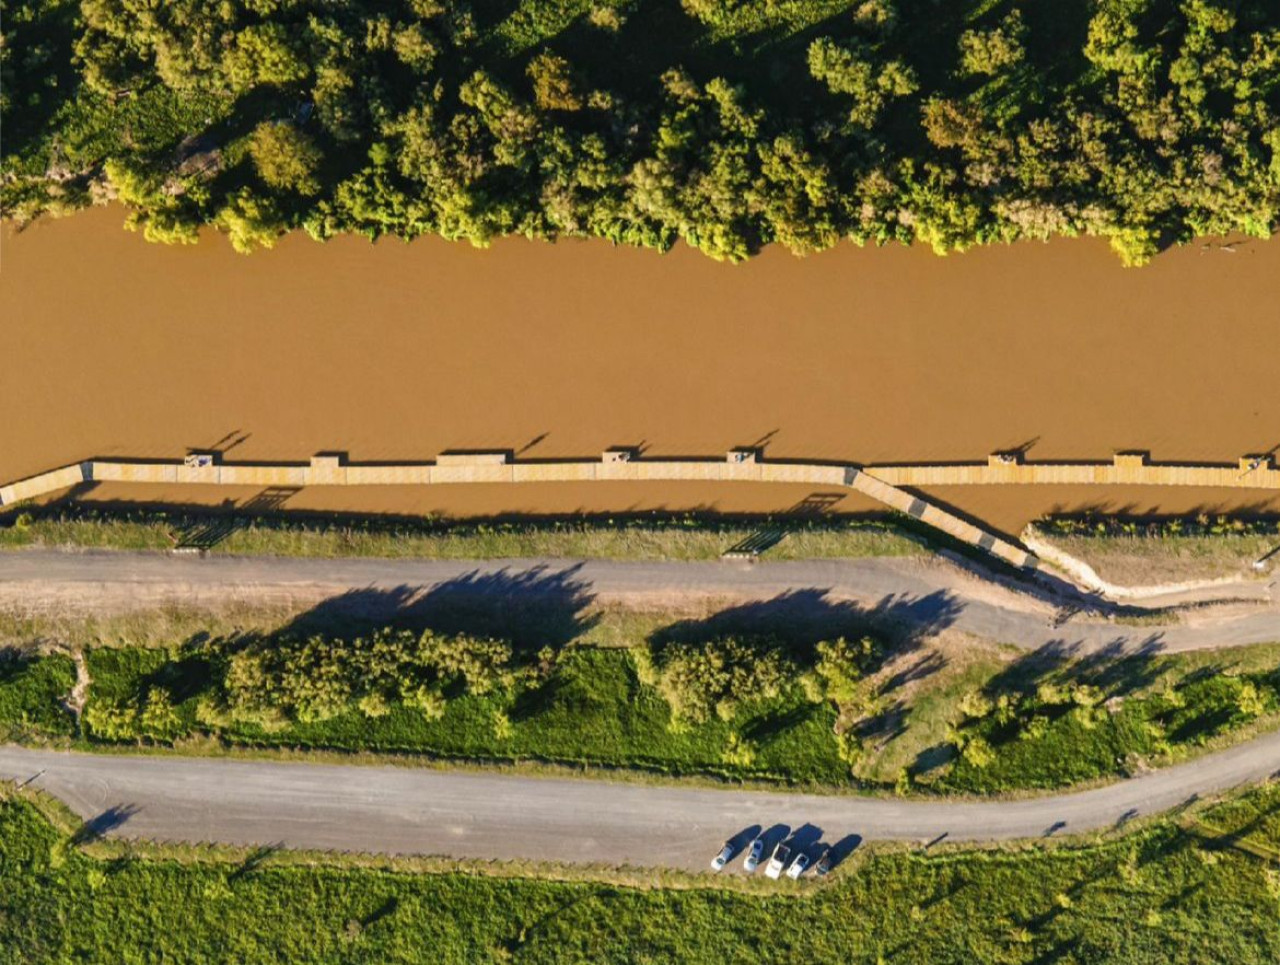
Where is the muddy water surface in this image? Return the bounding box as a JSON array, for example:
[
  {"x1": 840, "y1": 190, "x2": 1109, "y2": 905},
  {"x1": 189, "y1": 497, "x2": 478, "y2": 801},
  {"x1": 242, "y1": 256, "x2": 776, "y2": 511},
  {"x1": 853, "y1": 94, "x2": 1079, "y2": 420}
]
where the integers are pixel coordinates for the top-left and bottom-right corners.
[{"x1": 3, "y1": 208, "x2": 1278, "y2": 530}]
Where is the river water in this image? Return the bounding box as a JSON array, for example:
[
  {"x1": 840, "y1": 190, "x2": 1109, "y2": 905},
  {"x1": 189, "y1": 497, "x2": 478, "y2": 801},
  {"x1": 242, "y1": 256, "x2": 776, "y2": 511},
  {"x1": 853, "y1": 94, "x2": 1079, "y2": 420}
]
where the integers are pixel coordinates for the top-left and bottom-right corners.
[{"x1": 3, "y1": 207, "x2": 1278, "y2": 531}]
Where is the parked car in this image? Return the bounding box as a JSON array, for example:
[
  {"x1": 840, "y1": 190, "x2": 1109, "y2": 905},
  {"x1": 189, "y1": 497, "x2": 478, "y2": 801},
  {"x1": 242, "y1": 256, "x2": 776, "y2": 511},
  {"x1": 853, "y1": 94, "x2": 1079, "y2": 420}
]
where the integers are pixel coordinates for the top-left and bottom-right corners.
[
  {"x1": 814, "y1": 848, "x2": 832, "y2": 877},
  {"x1": 743, "y1": 838, "x2": 765, "y2": 873},
  {"x1": 786, "y1": 851, "x2": 811, "y2": 880},
  {"x1": 710, "y1": 843, "x2": 735, "y2": 872},
  {"x1": 764, "y1": 843, "x2": 791, "y2": 880}
]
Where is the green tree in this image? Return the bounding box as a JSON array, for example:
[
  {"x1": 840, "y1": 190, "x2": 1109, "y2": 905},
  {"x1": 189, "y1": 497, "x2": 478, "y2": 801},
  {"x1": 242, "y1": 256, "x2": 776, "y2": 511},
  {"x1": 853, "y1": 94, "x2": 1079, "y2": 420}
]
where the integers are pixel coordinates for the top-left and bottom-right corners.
[
  {"x1": 223, "y1": 24, "x2": 308, "y2": 92},
  {"x1": 652, "y1": 637, "x2": 792, "y2": 726},
  {"x1": 249, "y1": 122, "x2": 323, "y2": 195},
  {"x1": 217, "y1": 189, "x2": 287, "y2": 254},
  {"x1": 527, "y1": 51, "x2": 583, "y2": 112},
  {"x1": 958, "y1": 11, "x2": 1027, "y2": 77}
]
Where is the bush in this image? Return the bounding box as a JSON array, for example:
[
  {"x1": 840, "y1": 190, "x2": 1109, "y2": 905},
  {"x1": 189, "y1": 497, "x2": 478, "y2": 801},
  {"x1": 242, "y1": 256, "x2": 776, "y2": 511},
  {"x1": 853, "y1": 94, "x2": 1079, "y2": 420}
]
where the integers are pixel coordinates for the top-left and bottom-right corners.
[
  {"x1": 220, "y1": 629, "x2": 515, "y2": 727},
  {"x1": 651, "y1": 637, "x2": 792, "y2": 725}
]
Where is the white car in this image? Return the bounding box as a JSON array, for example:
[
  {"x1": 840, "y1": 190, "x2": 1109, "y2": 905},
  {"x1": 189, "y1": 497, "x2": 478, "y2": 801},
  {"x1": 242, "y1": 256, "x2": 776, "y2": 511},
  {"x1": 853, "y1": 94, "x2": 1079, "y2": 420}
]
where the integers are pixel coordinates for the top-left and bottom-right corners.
[
  {"x1": 710, "y1": 843, "x2": 735, "y2": 872},
  {"x1": 764, "y1": 843, "x2": 791, "y2": 880},
  {"x1": 743, "y1": 838, "x2": 765, "y2": 872},
  {"x1": 786, "y1": 851, "x2": 811, "y2": 880}
]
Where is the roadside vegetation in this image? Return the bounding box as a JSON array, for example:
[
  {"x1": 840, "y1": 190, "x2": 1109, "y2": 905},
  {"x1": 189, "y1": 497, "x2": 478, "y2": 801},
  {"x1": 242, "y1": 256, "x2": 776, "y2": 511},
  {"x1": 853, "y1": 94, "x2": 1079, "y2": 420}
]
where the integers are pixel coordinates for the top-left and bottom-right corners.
[
  {"x1": 4, "y1": 0, "x2": 1278, "y2": 264},
  {"x1": 7, "y1": 592, "x2": 1280, "y2": 794},
  {"x1": 65, "y1": 630, "x2": 874, "y2": 785},
  {"x1": 0, "y1": 505, "x2": 922, "y2": 561},
  {"x1": 934, "y1": 643, "x2": 1280, "y2": 793},
  {"x1": 6, "y1": 780, "x2": 1280, "y2": 962},
  {"x1": 1032, "y1": 515, "x2": 1280, "y2": 586}
]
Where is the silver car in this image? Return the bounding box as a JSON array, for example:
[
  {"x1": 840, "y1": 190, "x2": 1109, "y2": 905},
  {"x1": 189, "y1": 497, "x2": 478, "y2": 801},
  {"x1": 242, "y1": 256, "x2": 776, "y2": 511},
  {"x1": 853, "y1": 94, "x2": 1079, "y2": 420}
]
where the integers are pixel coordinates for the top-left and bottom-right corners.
[
  {"x1": 743, "y1": 838, "x2": 765, "y2": 872},
  {"x1": 710, "y1": 843, "x2": 735, "y2": 872}
]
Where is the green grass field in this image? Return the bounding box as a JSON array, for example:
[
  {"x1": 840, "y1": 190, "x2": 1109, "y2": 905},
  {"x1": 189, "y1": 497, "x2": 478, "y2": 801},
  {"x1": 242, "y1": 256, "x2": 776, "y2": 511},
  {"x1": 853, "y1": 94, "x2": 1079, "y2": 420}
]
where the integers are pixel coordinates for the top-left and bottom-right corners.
[
  {"x1": 6, "y1": 782, "x2": 1280, "y2": 963},
  {"x1": 0, "y1": 507, "x2": 922, "y2": 561}
]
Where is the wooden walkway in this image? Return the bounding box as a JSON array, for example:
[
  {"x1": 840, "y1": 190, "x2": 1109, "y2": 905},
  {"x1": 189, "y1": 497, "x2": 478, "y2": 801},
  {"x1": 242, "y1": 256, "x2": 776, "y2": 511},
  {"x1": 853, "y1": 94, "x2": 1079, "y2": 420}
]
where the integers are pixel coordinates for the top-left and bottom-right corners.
[{"x1": 3, "y1": 449, "x2": 1277, "y2": 572}]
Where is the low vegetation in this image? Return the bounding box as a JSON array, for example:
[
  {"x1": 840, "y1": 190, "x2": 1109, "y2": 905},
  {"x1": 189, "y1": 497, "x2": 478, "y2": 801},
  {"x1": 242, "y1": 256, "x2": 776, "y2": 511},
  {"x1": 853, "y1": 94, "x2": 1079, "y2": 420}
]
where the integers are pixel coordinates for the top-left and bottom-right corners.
[
  {"x1": 76, "y1": 630, "x2": 872, "y2": 785},
  {"x1": 6, "y1": 782, "x2": 1280, "y2": 962},
  {"x1": 1033, "y1": 515, "x2": 1280, "y2": 585},
  {"x1": 7, "y1": 606, "x2": 1280, "y2": 794},
  {"x1": 5, "y1": 0, "x2": 1279, "y2": 264},
  {"x1": 0, "y1": 505, "x2": 922, "y2": 561},
  {"x1": 0, "y1": 653, "x2": 77, "y2": 742},
  {"x1": 936, "y1": 644, "x2": 1280, "y2": 793}
]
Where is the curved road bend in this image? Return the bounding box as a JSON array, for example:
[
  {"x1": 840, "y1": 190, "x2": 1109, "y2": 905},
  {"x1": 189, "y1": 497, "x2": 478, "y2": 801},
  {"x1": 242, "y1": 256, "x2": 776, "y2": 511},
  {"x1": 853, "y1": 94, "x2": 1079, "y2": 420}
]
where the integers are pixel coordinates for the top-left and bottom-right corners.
[
  {"x1": 3, "y1": 737, "x2": 1280, "y2": 871},
  {"x1": 1, "y1": 550, "x2": 1277, "y2": 654}
]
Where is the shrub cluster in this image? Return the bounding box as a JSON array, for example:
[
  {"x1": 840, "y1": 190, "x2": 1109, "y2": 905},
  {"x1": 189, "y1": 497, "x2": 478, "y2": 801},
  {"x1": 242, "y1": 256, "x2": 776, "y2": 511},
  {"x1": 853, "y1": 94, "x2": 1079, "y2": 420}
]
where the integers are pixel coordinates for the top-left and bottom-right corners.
[
  {"x1": 85, "y1": 629, "x2": 521, "y2": 738},
  {"x1": 942, "y1": 665, "x2": 1279, "y2": 791}
]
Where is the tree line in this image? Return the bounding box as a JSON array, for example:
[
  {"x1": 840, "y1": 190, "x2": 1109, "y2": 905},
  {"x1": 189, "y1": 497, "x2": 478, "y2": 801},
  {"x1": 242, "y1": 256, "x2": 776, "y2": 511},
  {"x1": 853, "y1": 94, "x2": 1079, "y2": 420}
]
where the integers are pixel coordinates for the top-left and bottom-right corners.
[{"x1": 4, "y1": 0, "x2": 1276, "y2": 262}]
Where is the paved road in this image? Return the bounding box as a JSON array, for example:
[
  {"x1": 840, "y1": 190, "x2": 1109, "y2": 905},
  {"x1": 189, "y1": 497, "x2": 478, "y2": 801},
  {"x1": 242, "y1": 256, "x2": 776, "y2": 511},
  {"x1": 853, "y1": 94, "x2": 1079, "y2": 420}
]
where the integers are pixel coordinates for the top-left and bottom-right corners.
[
  {"x1": 1, "y1": 549, "x2": 1277, "y2": 654},
  {"x1": 3, "y1": 739, "x2": 1279, "y2": 870}
]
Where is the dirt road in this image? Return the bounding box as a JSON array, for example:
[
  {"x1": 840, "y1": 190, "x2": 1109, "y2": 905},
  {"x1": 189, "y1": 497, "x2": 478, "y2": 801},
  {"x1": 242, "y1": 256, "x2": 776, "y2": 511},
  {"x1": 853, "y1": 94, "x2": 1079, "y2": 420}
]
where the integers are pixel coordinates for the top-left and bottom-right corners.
[
  {"x1": 1, "y1": 549, "x2": 1277, "y2": 654},
  {"x1": 1, "y1": 733, "x2": 1275, "y2": 870}
]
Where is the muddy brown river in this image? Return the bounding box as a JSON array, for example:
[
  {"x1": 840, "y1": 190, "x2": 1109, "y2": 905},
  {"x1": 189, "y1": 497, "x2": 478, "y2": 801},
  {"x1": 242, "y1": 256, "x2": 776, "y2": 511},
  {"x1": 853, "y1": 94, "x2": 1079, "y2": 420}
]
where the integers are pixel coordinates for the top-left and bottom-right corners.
[{"x1": 3, "y1": 207, "x2": 1279, "y2": 532}]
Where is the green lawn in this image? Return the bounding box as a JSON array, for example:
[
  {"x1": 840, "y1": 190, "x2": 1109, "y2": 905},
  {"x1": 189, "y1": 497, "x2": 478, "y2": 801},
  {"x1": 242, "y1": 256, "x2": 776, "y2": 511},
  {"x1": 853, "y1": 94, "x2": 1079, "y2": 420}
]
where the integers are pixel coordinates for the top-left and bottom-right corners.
[
  {"x1": 0, "y1": 507, "x2": 923, "y2": 561},
  {"x1": 5, "y1": 783, "x2": 1280, "y2": 963}
]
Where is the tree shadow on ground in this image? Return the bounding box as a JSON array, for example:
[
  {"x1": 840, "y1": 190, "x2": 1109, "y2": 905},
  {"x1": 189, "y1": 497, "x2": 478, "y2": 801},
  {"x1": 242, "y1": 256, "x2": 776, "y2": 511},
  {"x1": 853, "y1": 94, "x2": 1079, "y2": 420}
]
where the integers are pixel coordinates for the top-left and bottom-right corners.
[
  {"x1": 71, "y1": 803, "x2": 141, "y2": 845},
  {"x1": 228, "y1": 843, "x2": 283, "y2": 883},
  {"x1": 878, "y1": 650, "x2": 948, "y2": 696},
  {"x1": 982, "y1": 636, "x2": 1171, "y2": 705},
  {"x1": 279, "y1": 564, "x2": 598, "y2": 651},
  {"x1": 648, "y1": 588, "x2": 964, "y2": 663},
  {"x1": 854, "y1": 697, "x2": 908, "y2": 746}
]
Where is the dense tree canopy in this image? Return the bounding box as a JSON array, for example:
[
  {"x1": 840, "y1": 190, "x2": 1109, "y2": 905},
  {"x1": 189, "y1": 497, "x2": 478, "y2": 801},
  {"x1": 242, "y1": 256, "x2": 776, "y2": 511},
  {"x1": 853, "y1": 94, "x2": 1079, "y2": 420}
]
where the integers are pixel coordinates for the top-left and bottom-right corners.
[{"x1": 3, "y1": 0, "x2": 1278, "y2": 262}]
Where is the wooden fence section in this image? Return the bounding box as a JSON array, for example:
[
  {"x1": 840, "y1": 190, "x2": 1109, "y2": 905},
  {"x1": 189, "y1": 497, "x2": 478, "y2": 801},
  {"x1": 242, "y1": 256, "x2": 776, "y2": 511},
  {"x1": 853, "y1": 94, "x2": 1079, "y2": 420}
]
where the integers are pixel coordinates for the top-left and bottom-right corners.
[
  {"x1": 870, "y1": 452, "x2": 1280, "y2": 490},
  {"x1": 10, "y1": 449, "x2": 1278, "y2": 571},
  {"x1": 0, "y1": 449, "x2": 1038, "y2": 570}
]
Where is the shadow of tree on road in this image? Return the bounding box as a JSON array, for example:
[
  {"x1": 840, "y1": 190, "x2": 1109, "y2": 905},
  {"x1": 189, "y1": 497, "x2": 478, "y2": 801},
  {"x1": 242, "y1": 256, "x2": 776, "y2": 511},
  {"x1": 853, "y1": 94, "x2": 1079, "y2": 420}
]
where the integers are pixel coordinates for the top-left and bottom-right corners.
[
  {"x1": 649, "y1": 588, "x2": 964, "y2": 669},
  {"x1": 280, "y1": 564, "x2": 599, "y2": 651},
  {"x1": 71, "y1": 803, "x2": 141, "y2": 845}
]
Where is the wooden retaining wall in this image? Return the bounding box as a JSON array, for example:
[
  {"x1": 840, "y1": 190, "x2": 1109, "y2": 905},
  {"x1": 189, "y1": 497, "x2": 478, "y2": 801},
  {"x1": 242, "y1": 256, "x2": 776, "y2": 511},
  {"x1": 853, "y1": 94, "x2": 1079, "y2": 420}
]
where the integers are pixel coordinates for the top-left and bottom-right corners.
[
  {"x1": 870, "y1": 452, "x2": 1280, "y2": 490},
  {"x1": 6, "y1": 449, "x2": 1278, "y2": 572}
]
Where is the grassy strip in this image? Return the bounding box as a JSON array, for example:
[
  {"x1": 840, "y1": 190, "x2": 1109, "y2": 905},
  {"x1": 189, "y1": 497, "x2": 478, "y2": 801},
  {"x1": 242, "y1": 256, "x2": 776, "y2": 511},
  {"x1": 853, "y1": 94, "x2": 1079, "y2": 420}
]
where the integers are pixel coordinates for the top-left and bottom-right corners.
[
  {"x1": 6, "y1": 783, "x2": 1280, "y2": 963},
  {"x1": 0, "y1": 507, "x2": 923, "y2": 561},
  {"x1": 1032, "y1": 518, "x2": 1280, "y2": 586}
]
